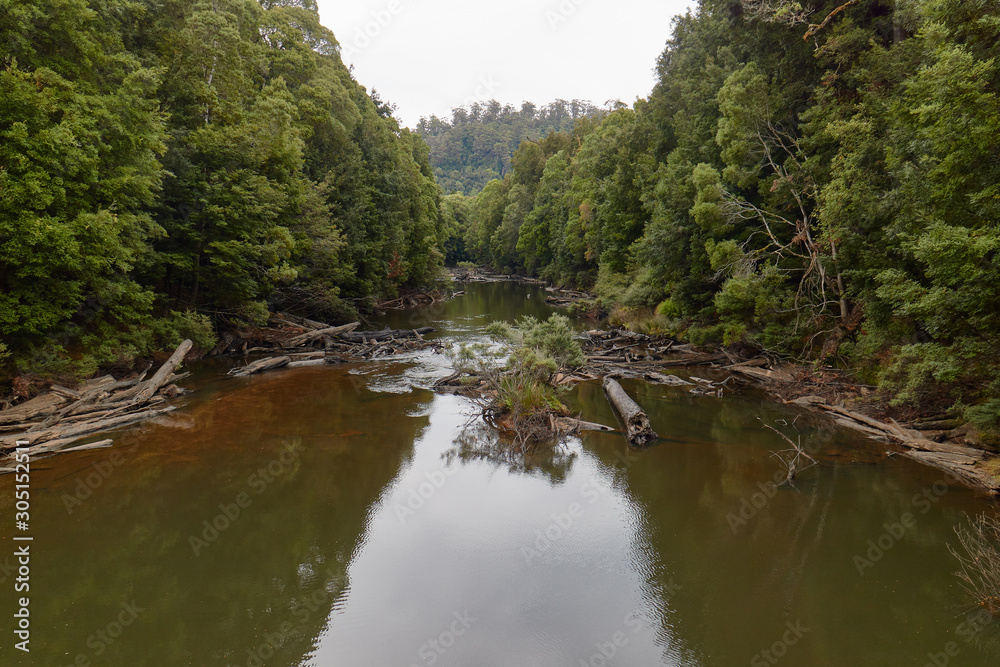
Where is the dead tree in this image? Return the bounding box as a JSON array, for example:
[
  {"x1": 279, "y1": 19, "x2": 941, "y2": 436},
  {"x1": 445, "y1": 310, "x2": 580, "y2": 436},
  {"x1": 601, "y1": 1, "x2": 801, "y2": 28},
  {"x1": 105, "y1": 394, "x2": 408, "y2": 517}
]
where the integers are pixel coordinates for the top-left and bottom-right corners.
[{"x1": 603, "y1": 377, "x2": 658, "y2": 446}]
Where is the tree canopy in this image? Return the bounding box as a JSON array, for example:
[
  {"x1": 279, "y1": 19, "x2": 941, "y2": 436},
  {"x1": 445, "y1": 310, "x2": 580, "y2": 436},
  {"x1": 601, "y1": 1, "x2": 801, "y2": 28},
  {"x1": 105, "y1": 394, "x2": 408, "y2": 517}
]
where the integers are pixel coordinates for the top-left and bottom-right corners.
[
  {"x1": 458, "y1": 0, "x2": 1000, "y2": 439},
  {"x1": 1, "y1": 0, "x2": 444, "y2": 377}
]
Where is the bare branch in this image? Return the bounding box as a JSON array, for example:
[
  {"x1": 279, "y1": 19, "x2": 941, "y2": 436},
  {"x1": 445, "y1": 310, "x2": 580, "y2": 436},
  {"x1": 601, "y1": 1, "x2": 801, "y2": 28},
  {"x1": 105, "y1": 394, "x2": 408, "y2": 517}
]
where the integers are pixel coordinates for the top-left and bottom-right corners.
[
  {"x1": 803, "y1": 0, "x2": 861, "y2": 42},
  {"x1": 741, "y1": 0, "x2": 812, "y2": 26},
  {"x1": 950, "y1": 514, "x2": 1000, "y2": 616},
  {"x1": 759, "y1": 418, "x2": 818, "y2": 484}
]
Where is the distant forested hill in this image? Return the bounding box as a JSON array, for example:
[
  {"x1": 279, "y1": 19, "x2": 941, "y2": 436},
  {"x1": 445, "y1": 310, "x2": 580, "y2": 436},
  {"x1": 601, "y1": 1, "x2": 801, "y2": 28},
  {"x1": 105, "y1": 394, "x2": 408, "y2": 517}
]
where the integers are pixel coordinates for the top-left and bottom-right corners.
[{"x1": 416, "y1": 100, "x2": 605, "y2": 195}]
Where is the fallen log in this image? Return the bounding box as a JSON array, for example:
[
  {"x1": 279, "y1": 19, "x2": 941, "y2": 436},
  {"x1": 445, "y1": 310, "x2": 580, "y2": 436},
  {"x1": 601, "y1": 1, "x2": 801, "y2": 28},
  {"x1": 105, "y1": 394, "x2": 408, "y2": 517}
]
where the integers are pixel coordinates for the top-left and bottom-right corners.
[
  {"x1": 286, "y1": 322, "x2": 360, "y2": 347},
  {"x1": 794, "y1": 397, "x2": 986, "y2": 460},
  {"x1": 790, "y1": 395, "x2": 995, "y2": 492},
  {"x1": 270, "y1": 312, "x2": 329, "y2": 331},
  {"x1": 59, "y1": 439, "x2": 115, "y2": 454},
  {"x1": 0, "y1": 393, "x2": 67, "y2": 426},
  {"x1": 82, "y1": 373, "x2": 147, "y2": 398},
  {"x1": 286, "y1": 359, "x2": 327, "y2": 369},
  {"x1": 644, "y1": 372, "x2": 694, "y2": 387},
  {"x1": 602, "y1": 377, "x2": 658, "y2": 446},
  {"x1": 79, "y1": 375, "x2": 118, "y2": 392},
  {"x1": 50, "y1": 384, "x2": 82, "y2": 401},
  {"x1": 655, "y1": 353, "x2": 728, "y2": 368},
  {"x1": 129, "y1": 339, "x2": 193, "y2": 404},
  {"x1": 285, "y1": 351, "x2": 327, "y2": 360},
  {"x1": 728, "y1": 365, "x2": 796, "y2": 383},
  {"x1": 229, "y1": 356, "x2": 291, "y2": 378},
  {"x1": 20, "y1": 438, "x2": 116, "y2": 458},
  {"x1": 557, "y1": 417, "x2": 617, "y2": 433}
]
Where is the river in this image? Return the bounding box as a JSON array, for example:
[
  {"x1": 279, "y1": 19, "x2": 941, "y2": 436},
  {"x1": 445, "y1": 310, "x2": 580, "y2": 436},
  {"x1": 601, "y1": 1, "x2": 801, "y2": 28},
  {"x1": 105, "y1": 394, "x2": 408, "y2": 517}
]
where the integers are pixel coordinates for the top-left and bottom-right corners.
[{"x1": 1, "y1": 282, "x2": 998, "y2": 666}]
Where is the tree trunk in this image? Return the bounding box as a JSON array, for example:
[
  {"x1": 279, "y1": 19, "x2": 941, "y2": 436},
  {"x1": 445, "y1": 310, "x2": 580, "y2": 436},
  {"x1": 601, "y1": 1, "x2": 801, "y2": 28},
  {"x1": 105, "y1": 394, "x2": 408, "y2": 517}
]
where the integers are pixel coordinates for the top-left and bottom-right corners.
[
  {"x1": 286, "y1": 322, "x2": 360, "y2": 347},
  {"x1": 602, "y1": 377, "x2": 658, "y2": 446},
  {"x1": 229, "y1": 356, "x2": 291, "y2": 378},
  {"x1": 131, "y1": 340, "x2": 194, "y2": 404}
]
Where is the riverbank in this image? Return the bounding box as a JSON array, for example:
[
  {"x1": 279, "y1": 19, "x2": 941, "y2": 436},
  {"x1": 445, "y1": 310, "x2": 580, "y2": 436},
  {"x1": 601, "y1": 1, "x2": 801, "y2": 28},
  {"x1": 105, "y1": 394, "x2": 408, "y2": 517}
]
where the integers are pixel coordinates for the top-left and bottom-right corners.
[
  {"x1": 448, "y1": 269, "x2": 1000, "y2": 493},
  {"x1": 570, "y1": 328, "x2": 1000, "y2": 493},
  {"x1": 0, "y1": 303, "x2": 449, "y2": 468},
  {"x1": 3, "y1": 275, "x2": 998, "y2": 493}
]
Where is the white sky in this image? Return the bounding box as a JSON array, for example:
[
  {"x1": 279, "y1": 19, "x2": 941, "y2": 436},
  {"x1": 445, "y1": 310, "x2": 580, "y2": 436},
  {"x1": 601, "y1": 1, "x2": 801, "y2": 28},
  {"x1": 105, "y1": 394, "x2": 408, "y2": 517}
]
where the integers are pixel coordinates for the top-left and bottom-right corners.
[{"x1": 315, "y1": 0, "x2": 698, "y2": 128}]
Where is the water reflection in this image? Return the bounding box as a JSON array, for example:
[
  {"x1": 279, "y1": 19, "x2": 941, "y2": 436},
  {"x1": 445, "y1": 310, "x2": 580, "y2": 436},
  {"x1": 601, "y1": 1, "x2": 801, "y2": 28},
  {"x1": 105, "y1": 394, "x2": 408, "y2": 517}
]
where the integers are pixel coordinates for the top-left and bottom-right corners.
[
  {"x1": 1, "y1": 283, "x2": 998, "y2": 666},
  {"x1": 309, "y1": 393, "x2": 686, "y2": 666},
  {"x1": 444, "y1": 422, "x2": 577, "y2": 484},
  {"x1": 0, "y1": 366, "x2": 430, "y2": 667}
]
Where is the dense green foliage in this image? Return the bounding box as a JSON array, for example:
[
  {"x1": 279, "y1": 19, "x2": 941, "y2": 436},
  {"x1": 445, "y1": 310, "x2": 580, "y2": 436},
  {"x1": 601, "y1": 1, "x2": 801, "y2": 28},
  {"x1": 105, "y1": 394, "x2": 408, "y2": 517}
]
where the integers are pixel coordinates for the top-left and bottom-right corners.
[
  {"x1": 4, "y1": 0, "x2": 998, "y2": 437},
  {"x1": 452, "y1": 314, "x2": 584, "y2": 443},
  {"x1": 462, "y1": 0, "x2": 1000, "y2": 437},
  {"x1": 416, "y1": 99, "x2": 603, "y2": 195},
  {"x1": 1, "y1": 0, "x2": 445, "y2": 379}
]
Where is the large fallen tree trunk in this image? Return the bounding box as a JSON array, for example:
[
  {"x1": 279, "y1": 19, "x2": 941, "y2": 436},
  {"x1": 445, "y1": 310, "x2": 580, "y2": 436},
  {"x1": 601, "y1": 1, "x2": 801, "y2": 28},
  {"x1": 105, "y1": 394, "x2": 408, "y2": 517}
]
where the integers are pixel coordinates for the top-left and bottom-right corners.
[
  {"x1": 603, "y1": 377, "x2": 658, "y2": 446},
  {"x1": 556, "y1": 417, "x2": 617, "y2": 433},
  {"x1": 791, "y1": 395, "x2": 998, "y2": 493}
]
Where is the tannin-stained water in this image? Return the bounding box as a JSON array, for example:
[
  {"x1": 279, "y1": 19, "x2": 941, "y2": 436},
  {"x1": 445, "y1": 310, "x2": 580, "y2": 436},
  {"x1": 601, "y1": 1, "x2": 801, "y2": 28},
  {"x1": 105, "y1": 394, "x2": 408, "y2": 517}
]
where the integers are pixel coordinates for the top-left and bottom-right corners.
[{"x1": 2, "y1": 282, "x2": 998, "y2": 666}]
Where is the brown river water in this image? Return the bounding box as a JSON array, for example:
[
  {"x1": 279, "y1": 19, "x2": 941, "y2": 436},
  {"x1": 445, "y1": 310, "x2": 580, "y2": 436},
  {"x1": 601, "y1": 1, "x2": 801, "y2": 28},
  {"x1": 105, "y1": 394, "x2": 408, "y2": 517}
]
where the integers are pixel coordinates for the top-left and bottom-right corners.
[{"x1": 1, "y1": 282, "x2": 998, "y2": 666}]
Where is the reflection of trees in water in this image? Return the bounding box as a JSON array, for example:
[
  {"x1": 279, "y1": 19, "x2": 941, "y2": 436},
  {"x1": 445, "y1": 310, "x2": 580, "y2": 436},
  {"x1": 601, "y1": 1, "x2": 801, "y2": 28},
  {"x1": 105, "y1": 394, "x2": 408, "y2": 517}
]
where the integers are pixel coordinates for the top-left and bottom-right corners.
[
  {"x1": 566, "y1": 376, "x2": 1000, "y2": 663},
  {"x1": 6, "y1": 370, "x2": 428, "y2": 667},
  {"x1": 444, "y1": 421, "x2": 577, "y2": 484}
]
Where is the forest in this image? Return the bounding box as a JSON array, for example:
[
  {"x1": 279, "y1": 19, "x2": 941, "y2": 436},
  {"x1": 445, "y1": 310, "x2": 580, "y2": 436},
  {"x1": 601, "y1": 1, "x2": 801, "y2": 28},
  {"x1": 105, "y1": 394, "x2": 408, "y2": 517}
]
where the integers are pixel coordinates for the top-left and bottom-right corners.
[
  {"x1": 457, "y1": 0, "x2": 1000, "y2": 441},
  {"x1": 416, "y1": 99, "x2": 603, "y2": 195},
  {"x1": 2, "y1": 0, "x2": 998, "y2": 440},
  {"x1": 1, "y1": 0, "x2": 443, "y2": 382}
]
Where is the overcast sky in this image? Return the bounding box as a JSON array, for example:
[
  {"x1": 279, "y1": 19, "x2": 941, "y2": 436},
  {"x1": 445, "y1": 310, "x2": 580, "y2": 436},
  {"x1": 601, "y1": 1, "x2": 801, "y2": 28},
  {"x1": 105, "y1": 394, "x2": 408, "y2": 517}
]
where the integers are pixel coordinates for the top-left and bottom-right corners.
[{"x1": 315, "y1": 0, "x2": 698, "y2": 128}]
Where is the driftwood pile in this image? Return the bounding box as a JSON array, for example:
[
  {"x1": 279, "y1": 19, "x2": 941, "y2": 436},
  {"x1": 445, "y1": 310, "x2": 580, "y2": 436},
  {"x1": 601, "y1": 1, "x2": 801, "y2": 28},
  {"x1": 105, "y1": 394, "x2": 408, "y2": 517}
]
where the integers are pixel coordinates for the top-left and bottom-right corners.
[
  {"x1": 379, "y1": 289, "x2": 452, "y2": 310},
  {"x1": 0, "y1": 339, "x2": 193, "y2": 465},
  {"x1": 580, "y1": 330, "x2": 733, "y2": 396},
  {"x1": 225, "y1": 313, "x2": 441, "y2": 379},
  {"x1": 450, "y1": 268, "x2": 547, "y2": 285},
  {"x1": 543, "y1": 286, "x2": 595, "y2": 308}
]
